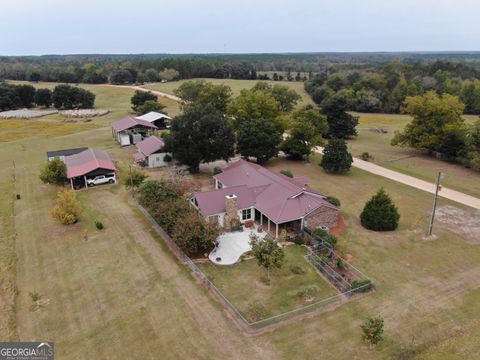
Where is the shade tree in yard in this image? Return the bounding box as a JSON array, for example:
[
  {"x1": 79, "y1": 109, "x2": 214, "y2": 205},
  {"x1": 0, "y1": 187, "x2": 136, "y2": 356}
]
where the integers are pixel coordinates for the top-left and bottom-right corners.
[
  {"x1": 237, "y1": 118, "x2": 283, "y2": 164},
  {"x1": 321, "y1": 90, "x2": 358, "y2": 139},
  {"x1": 39, "y1": 158, "x2": 67, "y2": 186},
  {"x1": 170, "y1": 104, "x2": 235, "y2": 173},
  {"x1": 174, "y1": 80, "x2": 232, "y2": 113},
  {"x1": 227, "y1": 89, "x2": 281, "y2": 128},
  {"x1": 249, "y1": 236, "x2": 285, "y2": 280},
  {"x1": 131, "y1": 90, "x2": 158, "y2": 113}
]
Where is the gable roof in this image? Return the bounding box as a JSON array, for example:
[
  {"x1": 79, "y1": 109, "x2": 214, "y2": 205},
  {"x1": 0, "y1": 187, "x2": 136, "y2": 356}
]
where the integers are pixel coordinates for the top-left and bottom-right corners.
[
  {"x1": 111, "y1": 116, "x2": 158, "y2": 132},
  {"x1": 65, "y1": 148, "x2": 116, "y2": 178},
  {"x1": 194, "y1": 185, "x2": 256, "y2": 217},
  {"x1": 135, "y1": 111, "x2": 172, "y2": 122},
  {"x1": 47, "y1": 147, "x2": 88, "y2": 159},
  {"x1": 134, "y1": 136, "x2": 165, "y2": 160},
  {"x1": 196, "y1": 159, "x2": 336, "y2": 223}
]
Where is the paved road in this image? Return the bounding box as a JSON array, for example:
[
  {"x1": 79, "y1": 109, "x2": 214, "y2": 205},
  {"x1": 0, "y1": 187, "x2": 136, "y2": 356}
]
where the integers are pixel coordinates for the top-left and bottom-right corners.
[{"x1": 315, "y1": 147, "x2": 480, "y2": 210}]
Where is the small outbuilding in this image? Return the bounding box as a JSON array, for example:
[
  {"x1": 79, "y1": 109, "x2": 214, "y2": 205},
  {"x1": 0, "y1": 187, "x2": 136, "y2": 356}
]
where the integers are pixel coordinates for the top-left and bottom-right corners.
[
  {"x1": 111, "y1": 116, "x2": 158, "y2": 146},
  {"x1": 46, "y1": 147, "x2": 88, "y2": 162},
  {"x1": 134, "y1": 136, "x2": 171, "y2": 168},
  {"x1": 135, "y1": 111, "x2": 172, "y2": 129},
  {"x1": 65, "y1": 148, "x2": 117, "y2": 189}
]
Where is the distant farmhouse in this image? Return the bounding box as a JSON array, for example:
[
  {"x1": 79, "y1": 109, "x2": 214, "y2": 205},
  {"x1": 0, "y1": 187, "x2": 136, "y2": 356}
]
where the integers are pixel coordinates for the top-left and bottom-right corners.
[
  {"x1": 191, "y1": 160, "x2": 339, "y2": 238},
  {"x1": 134, "y1": 136, "x2": 171, "y2": 168},
  {"x1": 111, "y1": 116, "x2": 158, "y2": 146}
]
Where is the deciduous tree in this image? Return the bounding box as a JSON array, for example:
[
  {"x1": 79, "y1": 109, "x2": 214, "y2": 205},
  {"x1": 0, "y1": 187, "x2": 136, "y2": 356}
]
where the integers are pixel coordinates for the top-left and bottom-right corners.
[
  {"x1": 237, "y1": 118, "x2": 282, "y2": 164},
  {"x1": 250, "y1": 237, "x2": 285, "y2": 280}
]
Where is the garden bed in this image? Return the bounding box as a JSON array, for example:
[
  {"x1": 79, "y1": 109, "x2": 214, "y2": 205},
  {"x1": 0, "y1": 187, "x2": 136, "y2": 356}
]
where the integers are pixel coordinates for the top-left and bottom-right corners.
[{"x1": 198, "y1": 245, "x2": 338, "y2": 322}]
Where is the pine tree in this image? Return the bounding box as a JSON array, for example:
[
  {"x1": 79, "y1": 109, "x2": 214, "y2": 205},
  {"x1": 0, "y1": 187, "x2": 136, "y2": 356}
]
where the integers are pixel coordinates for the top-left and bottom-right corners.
[
  {"x1": 320, "y1": 138, "x2": 353, "y2": 173},
  {"x1": 360, "y1": 188, "x2": 400, "y2": 231}
]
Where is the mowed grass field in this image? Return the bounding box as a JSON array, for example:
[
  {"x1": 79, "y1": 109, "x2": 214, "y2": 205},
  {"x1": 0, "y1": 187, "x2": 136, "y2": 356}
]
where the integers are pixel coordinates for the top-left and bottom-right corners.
[
  {"x1": 144, "y1": 78, "x2": 314, "y2": 107},
  {"x1": 1, "y1": 81, "x2": 480, "y2": 358},
  {"x1": 348, "y1": 112, "x2": 480, "y2": 198}
]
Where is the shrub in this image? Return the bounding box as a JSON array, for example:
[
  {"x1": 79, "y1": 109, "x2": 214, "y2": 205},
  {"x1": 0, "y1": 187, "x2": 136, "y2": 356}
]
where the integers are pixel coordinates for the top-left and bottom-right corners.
[
  {"x1": 138, "y1": 180, "x2": 179, "y2": 209},
  {"x1": 351, "y1": 279, "x2": 373, "y2": 293},
  {"x1": 325, "y1": 195, "x2": 341, "y2": 207},
  {"x1": 296, "y1": 285, "x2": 318, "y2": 301},
  {"x1": 290, "y1": 265, "x2": 306, "y2": 275},
  {"x1": 335, "y1": 257, "x2": 345, "y2": 270},
  {"x1": 163, "y1": 153, "x2": 172, "y2": 162},
  {"x1": 360, "y1": 188, "x2": 400, "y2": 231},
  {"x1": 312, "y1": 228, "x2": 337, "y2": 249},
  {"x1": 280, "y1": 169, "x2": 293, "y2": 178},
  {"x1": 246, "y1": 302, "x2": 267, "y2": 322},
  {"x1": 213, "y1": 166, "x2": 222, "y2": 175},
  {"x1": 361, "y1": 316, "x2": 384, "y2": 345},
  {"x1": 95, "y1": 221, "x2": 104, "y2": 230},
  {"x1": 320, "y1": 138, "x2": 353, "y2": 173},
  {"x1": 51, "y1": 189, "x2": 82, "y2": 225},
  {"x1": 131, "y1": 90, "x2": 157, "y2": 112},
  {"x1": 123, "y1": 169, "x2": 148, "y2": 190},
  {"x1": 29, "y1": 291, "x2": 41, "y2": 302},
  {"x1": 39, "y1": 158, "x2": 67, "y2": 186},
  {"x1": 361, "y1": 152, "x2": 371, "y2": 161},
  {"x1": 293, "y1": 234, "x2": 304, "y2": 245}
]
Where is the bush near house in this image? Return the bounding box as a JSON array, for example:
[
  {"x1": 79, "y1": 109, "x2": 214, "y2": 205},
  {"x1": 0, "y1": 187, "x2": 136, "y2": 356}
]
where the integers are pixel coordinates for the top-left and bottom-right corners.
[
  {"x1": 280, "y1": 169, "x2": 293, "y2": 178},
  {"x1": 51, "y1": 189, "x2": 83, "y2": 225},
  {"x1": 325, "y1": 195, "x2": 341, "y2": 207},
  {"x1": 360, "y1": 188, "x2": 400, "y2": 231}
]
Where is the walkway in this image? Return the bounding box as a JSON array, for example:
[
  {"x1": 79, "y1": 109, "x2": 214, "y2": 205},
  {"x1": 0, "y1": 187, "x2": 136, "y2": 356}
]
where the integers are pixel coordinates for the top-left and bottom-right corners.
[{"x1": 315, "y1": 147, "x2": 480, "y2": 210}]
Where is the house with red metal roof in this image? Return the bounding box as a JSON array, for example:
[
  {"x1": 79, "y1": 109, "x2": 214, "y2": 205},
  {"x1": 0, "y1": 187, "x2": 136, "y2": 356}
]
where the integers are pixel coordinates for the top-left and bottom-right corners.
[
  {"x1": 191, "y1": 159, "x2": 339, "y2": 238},
  {"x1": 64, "y1": 148, "x2": 117, "y2": 189},
  {"x1": 111, "y1": 116, "x2": 158, "y2": 146},
  {"x1": 134, "y1": 136, "x2": 171, "y2": 168}
]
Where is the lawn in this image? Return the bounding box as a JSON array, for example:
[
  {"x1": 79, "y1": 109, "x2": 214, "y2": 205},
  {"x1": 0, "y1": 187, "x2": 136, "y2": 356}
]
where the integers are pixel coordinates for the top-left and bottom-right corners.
[
  {"x1": 348, "y1": 112, "x2": 480, "y2": 198},
  {"x1": 198, "y1": 245, "x2": 338, "y2": 323},
  {"x1": 144, "y1": 78, "x2": 314, "y2": 107}
]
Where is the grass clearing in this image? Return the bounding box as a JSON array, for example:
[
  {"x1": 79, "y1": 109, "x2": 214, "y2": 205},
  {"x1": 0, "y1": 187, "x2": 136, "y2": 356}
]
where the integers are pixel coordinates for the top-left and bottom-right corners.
[{"x1": 199, "y1": 245, "x2": 338, "y2": 322}]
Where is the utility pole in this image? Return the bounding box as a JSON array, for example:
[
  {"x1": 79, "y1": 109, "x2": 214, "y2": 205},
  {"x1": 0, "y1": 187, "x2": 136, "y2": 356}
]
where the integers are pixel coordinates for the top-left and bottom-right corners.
[{"x1": 428, "y1": 171, "x2": 444, "y2": 236}]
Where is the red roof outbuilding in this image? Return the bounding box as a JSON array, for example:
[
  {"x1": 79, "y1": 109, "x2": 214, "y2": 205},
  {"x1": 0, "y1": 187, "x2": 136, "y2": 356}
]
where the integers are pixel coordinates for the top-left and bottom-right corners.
[{"x1": 65, "y1": 148, "x2": 116, "y2": 179}]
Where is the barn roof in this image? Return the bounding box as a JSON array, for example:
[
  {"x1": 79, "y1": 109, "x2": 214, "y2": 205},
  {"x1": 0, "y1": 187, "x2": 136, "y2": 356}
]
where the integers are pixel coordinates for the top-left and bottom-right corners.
[
  {"x1": 65, "y1": 148, "x2": 116, "y2": 179},
  {"x1": 111, "y1": 116, "x2": 158, "y2": 132},
  {"x1": 135, "y1": 111, "x2": 172, "y2": 122},
  {"x1": 46, "y1": 147, "x2": 88, "y2": 159},
  {"x1": 134, "y1": 136, "x2": 165, "y2": 160}
]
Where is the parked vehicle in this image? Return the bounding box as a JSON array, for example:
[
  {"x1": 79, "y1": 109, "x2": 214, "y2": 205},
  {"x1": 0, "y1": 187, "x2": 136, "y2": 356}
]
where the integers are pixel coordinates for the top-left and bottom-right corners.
[{"x1": 86, "y1": 174, "x2": 116, "y2": 187}]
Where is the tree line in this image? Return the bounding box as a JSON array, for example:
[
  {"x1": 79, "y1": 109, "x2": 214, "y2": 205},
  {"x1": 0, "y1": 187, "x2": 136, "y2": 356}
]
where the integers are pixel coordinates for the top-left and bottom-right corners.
[
  {"x1": 304, "y1": 60, "x2": 480, "y2": 115},
  {"x1": 0, "y1": 83, "x2": 95, "y2": 111}
]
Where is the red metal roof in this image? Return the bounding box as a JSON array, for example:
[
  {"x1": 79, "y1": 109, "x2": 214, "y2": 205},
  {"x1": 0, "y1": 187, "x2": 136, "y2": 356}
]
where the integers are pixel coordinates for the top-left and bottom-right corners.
[
  {"x1": 195, "y1": 159, "x2": 336, "y2": 223},
  {"x1": 135, "y1": 136, "x2": 165, "y2": 159},
  {"x1": 65, "y1": 148, "x2": 116, "y2": 179},
  {"x1": 111, "y1": 116, "x2": 158, "y2": 132}
]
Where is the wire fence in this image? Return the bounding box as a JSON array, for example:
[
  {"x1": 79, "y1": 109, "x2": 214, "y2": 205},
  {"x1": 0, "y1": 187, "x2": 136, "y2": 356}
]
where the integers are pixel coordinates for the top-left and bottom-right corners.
[{"x1": 137, "y1": 203, "x2": 373, "y2": 332}]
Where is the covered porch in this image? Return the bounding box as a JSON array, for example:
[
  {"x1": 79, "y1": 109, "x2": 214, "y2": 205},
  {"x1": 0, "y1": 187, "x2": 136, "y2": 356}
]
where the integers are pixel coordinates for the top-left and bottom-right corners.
[{"x1": 254, "y1": 209, "x2": 303, "y2": 239}]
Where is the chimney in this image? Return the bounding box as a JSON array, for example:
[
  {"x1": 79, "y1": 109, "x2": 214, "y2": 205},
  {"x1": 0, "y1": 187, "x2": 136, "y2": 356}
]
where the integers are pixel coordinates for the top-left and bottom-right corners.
[{"x1": 224, "y1": 194, "x2": 240, "y2": 231}]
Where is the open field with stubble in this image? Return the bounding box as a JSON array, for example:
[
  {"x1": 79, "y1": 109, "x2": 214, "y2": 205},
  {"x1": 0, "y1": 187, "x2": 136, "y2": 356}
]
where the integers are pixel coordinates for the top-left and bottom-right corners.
[{"x1": 0, "y1": 80, "x2": 479, "y2": 359}]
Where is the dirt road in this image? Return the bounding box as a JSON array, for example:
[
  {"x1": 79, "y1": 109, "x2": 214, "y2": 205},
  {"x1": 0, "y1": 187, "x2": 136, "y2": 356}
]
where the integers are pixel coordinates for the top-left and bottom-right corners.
[
  {"x1": 104, "y1": 84, "x2": 182, "y2": 102},
  {"x1": 315, "y1": 147, "x2": 480, "y2": 210}
]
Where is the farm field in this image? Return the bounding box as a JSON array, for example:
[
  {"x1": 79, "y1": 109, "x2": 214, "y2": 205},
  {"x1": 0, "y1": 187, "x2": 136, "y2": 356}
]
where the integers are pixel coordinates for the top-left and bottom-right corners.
[
  {"x1": 199, "y1": 245, "x2": 338, "y2": 323},
  {"x1": 348, "y1": 112, "x2": 480, "y2": 198},
  {"x1": 143, "y1": 78, "x2": 314, "y2": 106}
]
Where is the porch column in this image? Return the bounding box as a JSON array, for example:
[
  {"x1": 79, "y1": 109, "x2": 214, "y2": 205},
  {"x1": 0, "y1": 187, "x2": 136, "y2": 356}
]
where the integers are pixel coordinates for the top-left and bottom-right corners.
[
  {"x1": 276, "y1": 223, "x2": 279, "y2": 238},
  {"x1": 84, "y1": 176, "x2": 87, "y2": 188},
  {"x1": 268, "y1": 218, "x2": 270, "y2": 232},
  {"x1": 260, "y1": 213, "x2": 263, "y2": 225},
  {"x1": 70, "y1": 178, "x2": 73, "y2": 190},
  {"x1": 300, "y1": 217, "x2": 304, "y2": 230}
]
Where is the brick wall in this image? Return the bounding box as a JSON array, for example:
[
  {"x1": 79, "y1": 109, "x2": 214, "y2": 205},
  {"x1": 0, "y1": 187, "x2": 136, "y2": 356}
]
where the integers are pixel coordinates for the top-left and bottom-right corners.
[{"x1": 304, "y1": 206, "x2": 339, "y2": 230}]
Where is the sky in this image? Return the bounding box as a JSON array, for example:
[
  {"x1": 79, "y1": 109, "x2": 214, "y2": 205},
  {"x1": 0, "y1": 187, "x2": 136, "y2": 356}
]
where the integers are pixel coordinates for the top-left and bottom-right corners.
[{"x1": 0, "y1": 0, "x2": 479, "y2": 55}]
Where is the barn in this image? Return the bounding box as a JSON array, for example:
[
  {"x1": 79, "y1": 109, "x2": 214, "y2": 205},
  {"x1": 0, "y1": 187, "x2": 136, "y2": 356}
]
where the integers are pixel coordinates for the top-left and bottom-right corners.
[
  {"x1": 111, "y1": 116, "x2": 158, "y2": 146},
  {"x1": 46, "y1": 147, "x2": 88, "y2": 162},
  {"x1": 135, "y1": 111, "x2": 172, "y2": 129},
  {"x1": 65, "y1": 148, "x2": 117, "y2": 189},
  {"x1": 134, "y1": 136, "x2": 170, "y2": 168}
]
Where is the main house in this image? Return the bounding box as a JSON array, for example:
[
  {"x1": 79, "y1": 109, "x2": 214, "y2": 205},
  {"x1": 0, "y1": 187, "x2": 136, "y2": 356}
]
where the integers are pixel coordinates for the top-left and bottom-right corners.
[{"x1": 191, "y1": 160, "x2": 339, "y2": 238}]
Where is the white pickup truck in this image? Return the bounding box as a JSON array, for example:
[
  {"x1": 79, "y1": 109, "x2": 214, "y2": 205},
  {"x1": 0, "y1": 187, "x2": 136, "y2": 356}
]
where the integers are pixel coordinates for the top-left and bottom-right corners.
[{"x1": 86, "y1": 174, "x2": 116, "y2": 187}]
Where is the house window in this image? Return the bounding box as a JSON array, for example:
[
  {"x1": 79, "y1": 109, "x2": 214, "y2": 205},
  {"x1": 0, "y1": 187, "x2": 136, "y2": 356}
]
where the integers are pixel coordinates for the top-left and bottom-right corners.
[
  {"x1": 217, "y1": 181, "x2": 223, "y2": 189},
  {"x1": 241, "y1": 208, "x2": 251, "y2": 221}
]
